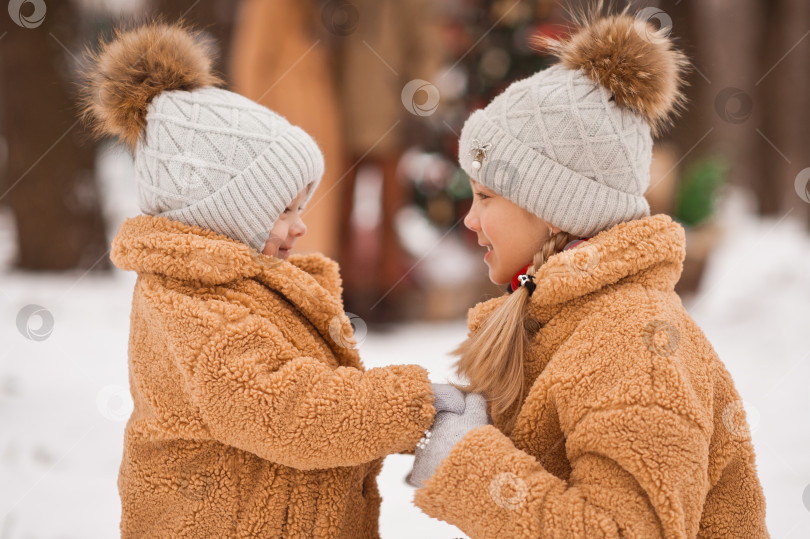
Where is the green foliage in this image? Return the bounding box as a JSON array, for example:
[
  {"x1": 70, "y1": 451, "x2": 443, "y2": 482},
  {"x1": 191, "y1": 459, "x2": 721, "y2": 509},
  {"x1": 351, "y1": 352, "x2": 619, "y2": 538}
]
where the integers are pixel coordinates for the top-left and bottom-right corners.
[{"x1": 675, "y1": 156, "x2": 729, "y2": 227}]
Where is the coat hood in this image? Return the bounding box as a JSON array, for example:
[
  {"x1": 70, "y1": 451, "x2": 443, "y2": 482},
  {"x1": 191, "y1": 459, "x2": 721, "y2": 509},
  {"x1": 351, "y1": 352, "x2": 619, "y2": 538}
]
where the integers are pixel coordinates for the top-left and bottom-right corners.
[
  {"x1": 469, "y1": 214, "x2": 686, "y2": 330},
  {"x1": 110, "y1": 215, "x2": 350, "y2": 349}
]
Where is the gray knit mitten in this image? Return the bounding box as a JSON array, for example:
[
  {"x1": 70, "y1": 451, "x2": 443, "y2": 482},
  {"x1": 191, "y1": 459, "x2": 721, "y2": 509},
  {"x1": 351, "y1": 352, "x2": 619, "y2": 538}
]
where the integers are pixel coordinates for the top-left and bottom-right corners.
[
  {"x1": 431, "y1": 383, "x2": 466, "y2": 415},
  {"x1": 407, "y1": 392, "x2": 491, "y2": 488}
]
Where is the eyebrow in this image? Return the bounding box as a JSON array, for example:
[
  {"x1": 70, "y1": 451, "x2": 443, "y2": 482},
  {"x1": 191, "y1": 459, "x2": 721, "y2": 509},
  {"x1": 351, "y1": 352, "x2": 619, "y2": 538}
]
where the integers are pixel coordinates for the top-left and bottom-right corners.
[{"x1": 471, "y1": 181, "x2": 495, "y2": 195}]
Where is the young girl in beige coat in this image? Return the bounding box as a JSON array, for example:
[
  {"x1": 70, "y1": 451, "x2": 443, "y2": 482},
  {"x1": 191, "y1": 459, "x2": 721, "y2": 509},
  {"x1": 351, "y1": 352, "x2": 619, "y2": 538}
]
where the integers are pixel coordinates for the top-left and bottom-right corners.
[
  {"x1": 408, "y1": 8, "x2": 769, "y2": 538},
  {"x1": 80, "y1": 23, "x2": 464, "y2": 538}
]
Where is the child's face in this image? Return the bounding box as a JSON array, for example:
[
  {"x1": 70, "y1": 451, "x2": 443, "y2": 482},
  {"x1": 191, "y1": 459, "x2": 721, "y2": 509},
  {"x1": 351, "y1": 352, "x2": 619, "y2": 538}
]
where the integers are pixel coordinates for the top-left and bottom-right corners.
[
  {"x1": 464, "y1": 179, "x2": 560, "y2": 285},
  {"x1": 262, "y1": 188, "x2": 309, "y2": 259}
]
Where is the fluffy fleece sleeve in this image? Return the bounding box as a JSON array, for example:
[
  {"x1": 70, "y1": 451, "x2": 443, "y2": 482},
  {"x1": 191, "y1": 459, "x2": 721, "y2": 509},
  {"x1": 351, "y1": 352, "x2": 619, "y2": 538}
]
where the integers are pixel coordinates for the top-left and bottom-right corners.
[
  {"x1": 142, "y1": 280, "x2": 435, "y2": 470},
  {"x1": 414, "y1": 331, "x2": 711, "y2": 537}
]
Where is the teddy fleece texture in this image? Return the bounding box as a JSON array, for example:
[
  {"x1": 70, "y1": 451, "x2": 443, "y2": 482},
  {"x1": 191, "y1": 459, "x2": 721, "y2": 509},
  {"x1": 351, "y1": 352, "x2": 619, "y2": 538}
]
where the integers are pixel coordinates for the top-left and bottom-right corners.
[
  {"x1": 414, "y1": 214, "x2": 768, "y2": 538},
  {"x1": 110, "y1": 215, "x2": 435, "y2": 538}
]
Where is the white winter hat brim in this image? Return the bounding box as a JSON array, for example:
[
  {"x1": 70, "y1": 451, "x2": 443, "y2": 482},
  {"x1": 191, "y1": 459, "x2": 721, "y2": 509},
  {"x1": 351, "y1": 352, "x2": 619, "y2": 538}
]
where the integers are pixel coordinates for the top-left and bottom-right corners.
[
  {"x1": 459, "y1": 107, "x2": 649, "y2": 238},
  {"x1": 158, "y1": 124, "x2": 324, "y2": 251}
]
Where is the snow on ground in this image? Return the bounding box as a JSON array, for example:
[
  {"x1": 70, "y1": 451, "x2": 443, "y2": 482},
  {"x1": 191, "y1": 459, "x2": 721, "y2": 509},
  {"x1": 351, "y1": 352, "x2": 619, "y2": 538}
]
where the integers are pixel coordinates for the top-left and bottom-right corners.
[{"x1": 1, "y1": 151, "x2": 809, "y2": 537}]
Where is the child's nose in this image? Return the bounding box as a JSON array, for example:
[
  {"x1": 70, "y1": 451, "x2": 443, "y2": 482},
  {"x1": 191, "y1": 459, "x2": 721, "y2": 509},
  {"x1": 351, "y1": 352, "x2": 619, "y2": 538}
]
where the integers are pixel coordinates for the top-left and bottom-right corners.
[
  {"x1": 463, "y1": 210, "x2": 479, "y2": 232},
  {"x1": 291, "y1": 218, "x2": 307, "y2": 238}
]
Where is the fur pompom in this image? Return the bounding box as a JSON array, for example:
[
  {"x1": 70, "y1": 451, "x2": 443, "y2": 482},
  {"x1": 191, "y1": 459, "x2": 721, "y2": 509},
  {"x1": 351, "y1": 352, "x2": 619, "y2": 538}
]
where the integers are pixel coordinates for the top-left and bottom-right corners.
[
  {"x1": 535, "y1": 7, "x2": 689, "y2": 136},
  {"x1": 80, "y1": 22, "x2": 222, "y2": 150}
]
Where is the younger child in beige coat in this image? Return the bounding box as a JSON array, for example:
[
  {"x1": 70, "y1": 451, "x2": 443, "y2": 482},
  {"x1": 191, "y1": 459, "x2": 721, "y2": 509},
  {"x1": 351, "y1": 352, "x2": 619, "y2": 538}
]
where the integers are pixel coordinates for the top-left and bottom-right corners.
[{"x1": 80, "y1": 22, "x2": 463, "y2": 538}]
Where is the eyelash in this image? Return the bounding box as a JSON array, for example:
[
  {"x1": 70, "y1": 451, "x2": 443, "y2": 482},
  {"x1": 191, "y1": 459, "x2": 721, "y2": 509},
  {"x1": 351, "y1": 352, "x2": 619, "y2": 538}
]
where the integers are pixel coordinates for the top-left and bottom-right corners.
[
  {"x1": 283, "y1": 207, "x2": 304, "y2": 214},
  {"x1": 475, "y1": 192, "x2": 490, "y2": 200}
]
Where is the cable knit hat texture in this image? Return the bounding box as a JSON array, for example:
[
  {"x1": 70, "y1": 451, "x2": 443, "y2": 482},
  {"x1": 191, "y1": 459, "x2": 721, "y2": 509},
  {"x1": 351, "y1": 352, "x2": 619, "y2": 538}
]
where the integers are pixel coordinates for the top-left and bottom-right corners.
[
  {"x1": 81, "y1": 23, "x2": 324, "y2": 252},
  {"x1": 459, "y1": 8, "x2": 688, "y2": 237}
]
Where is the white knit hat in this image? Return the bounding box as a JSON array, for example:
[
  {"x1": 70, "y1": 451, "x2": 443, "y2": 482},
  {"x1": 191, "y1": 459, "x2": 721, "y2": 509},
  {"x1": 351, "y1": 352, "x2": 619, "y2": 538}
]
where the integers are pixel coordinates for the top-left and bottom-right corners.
[
  {"x1": 459, "y1": 11, "x2": 688, "y2": 238},
  {"x1": 136, "y1": 87, "x2": 323, "y2": 251},
  {"x1": 81, "y1": 23, "x2": 323, "y2": 252}
]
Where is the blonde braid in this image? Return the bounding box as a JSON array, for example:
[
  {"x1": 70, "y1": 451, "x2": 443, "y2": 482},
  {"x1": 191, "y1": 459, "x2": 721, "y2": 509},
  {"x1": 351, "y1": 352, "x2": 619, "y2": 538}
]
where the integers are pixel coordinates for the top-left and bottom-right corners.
[
  {"x1": 454, "y1": 227, "x2": 582, "y2": 426},
  {"x1": 527, "y1": 229, "x2": 581, "y2": 278}
]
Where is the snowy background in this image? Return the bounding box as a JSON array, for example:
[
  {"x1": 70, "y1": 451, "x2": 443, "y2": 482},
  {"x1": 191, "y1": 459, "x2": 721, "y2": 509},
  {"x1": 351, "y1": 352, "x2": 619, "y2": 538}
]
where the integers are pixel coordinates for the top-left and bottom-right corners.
[{"x1": 1, "y1": 147, "x2": 809, "y2": 538}]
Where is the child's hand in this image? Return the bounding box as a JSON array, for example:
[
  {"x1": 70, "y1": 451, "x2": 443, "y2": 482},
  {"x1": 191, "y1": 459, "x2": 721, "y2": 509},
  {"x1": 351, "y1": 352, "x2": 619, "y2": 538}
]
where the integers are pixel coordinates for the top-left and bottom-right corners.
[{"x1": 406, "y1": 392, "x2": 491, "y2": 488}]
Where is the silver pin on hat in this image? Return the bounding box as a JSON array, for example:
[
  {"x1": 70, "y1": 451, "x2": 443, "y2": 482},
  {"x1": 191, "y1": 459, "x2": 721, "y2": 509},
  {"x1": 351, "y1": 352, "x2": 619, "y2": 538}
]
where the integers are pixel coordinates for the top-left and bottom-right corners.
[{"x1": 469, "y1": 139, "x2": 491, "y2": 171}]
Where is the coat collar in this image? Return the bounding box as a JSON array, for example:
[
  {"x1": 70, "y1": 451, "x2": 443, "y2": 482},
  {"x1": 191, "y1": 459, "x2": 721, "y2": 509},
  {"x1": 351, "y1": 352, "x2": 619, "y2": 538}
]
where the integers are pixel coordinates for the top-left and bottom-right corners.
[
  {"x1": 110, "y1": 215, "x2": 361, "y2": 362},
  {"x1": 469, "y1": 214, "x2": 686, "y2": 330},
  {"x1": 110, "y1": 215, "x2": 342, "y2": 294},
  {"x1": 506, "y1": 238, "x2": 592, "y2": 293}
]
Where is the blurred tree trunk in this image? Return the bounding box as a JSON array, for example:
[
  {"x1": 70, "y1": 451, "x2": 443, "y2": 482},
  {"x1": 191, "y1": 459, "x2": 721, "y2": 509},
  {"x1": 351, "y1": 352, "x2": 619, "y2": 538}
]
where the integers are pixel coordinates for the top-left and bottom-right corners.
[
  {"x1": 0, "y1": 0, "x2": 108, "y2": 270},
  {"x1": 670, "y1": 0, "x2": 810, "y2": 224},
  {"x1": 231, "y1": 0, "x2": 345, "y2": 260},
  {"x1": 151, "y1": 0, "x2": 237, "y2": 83},
  {"x1": 659, "y1": 0, "x2": 710, "y2": 189},
  {"x1": 668, "y1": 0, "x2": 761, "y2": 203},
  {"x1": 759, "y1": 0, "x2": 810, "y2": 220}
]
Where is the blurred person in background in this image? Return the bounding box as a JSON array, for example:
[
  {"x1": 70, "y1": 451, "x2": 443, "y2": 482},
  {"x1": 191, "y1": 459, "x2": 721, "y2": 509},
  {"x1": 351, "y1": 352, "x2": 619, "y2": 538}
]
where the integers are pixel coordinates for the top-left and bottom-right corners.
[{"x1": 231, "y1": 0, "x2": 442, "y2": 322}]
